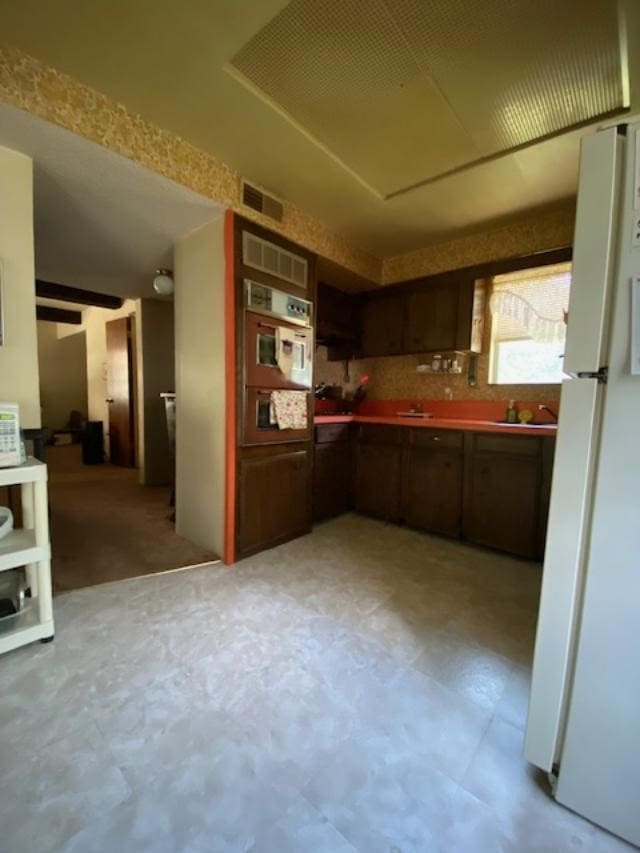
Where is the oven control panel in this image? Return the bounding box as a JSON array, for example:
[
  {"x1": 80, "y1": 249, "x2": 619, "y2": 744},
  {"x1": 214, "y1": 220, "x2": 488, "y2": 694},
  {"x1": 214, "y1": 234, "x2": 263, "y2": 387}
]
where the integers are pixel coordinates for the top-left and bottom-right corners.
[{"x1": 245, "y1": 280, "x2": 312, "y2": 327}]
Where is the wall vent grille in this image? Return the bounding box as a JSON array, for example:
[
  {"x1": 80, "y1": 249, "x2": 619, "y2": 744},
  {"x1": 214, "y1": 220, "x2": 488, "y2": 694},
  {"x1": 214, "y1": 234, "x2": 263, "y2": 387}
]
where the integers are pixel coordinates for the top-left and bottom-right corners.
[
  {"x1": 242, "y1": 231, "x2": 308, "y2": 290},
  {"x1": 241, "y1": 180, "x2": 284, "y2": 222}
]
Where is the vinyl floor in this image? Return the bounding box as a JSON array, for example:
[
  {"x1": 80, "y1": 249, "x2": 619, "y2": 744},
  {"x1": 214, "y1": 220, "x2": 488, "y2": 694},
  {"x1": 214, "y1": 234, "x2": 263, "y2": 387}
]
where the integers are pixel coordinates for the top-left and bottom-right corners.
[{"x1": 0, "y1": 514, "x2": 631, "y2": 852}]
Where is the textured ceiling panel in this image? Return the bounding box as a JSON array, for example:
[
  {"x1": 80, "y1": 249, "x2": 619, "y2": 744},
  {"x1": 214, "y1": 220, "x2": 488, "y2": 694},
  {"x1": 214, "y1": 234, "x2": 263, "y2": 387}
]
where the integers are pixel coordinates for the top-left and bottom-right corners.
[
  {"x1": 230, "y1": 0, "x2": 479, "y2": 196},
  {"x1": 230, "y1": 0, "x2": 624, "y2": 197},
  {"x1": 390, "y1": 0, "x2": 624, "y2": 154}
]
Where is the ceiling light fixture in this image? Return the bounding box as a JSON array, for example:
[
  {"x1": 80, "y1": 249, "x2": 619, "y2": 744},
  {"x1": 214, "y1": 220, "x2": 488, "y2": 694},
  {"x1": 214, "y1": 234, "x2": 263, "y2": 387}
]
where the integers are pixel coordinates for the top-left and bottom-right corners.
[{"x1": 153, "y1": 268, "x2": 174, "y2": 296}]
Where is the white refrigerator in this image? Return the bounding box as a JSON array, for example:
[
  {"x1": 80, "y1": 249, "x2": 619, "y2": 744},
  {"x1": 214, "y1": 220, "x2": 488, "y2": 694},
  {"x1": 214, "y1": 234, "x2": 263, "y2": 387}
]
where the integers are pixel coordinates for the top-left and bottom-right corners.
[{"x1": 525, "y1": 118, "x2": 640, "y2": 848}]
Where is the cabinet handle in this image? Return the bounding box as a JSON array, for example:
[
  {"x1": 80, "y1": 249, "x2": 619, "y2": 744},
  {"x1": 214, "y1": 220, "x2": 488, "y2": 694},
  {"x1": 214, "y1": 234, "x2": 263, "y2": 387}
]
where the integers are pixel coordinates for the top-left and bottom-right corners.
[{"x1": 432, "y1": 436, "x2": 440, "y2": 441}]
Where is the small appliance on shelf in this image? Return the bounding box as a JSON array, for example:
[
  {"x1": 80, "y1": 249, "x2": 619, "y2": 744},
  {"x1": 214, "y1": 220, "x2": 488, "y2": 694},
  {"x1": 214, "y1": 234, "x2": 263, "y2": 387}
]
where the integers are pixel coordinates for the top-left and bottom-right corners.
[{"x1": 0, "y1": 402, "x2": 22, "y2": 468}]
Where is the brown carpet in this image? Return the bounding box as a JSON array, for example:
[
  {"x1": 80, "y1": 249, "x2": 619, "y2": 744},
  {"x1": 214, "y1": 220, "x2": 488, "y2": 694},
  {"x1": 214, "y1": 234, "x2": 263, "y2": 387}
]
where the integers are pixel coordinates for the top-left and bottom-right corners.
[{"x1": 47, "y1": 445, "x2": 218, "y2": 592}]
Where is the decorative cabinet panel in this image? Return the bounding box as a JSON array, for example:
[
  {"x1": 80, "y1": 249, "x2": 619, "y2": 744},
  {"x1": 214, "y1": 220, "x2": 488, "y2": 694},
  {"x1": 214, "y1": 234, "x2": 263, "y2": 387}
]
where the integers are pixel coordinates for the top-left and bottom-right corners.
[
  {"x1": 313, "y1": 423, "x2": 353, "y2": 522},
  {"x1": 360, "y1": 292, "x2": 405, "y2": 357},
  {"x1": 462, "y1": 434, "x2": 545, "y2": 559},
  {"x1": 238, "y1": 448, "x2": 311, "y2": 558},
  {"x1": 354, "y1": 426, "x2": 402, "y2": 521},
  {"x1": 402, "y1": 430, "x2": 464, "y2": 538}
]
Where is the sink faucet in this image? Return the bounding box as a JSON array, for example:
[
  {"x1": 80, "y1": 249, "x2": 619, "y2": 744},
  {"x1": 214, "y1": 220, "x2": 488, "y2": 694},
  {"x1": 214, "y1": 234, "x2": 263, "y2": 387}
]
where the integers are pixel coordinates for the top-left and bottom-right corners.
[{"x1": 538, "y1": 404, "x2": 558, "y2": 423}]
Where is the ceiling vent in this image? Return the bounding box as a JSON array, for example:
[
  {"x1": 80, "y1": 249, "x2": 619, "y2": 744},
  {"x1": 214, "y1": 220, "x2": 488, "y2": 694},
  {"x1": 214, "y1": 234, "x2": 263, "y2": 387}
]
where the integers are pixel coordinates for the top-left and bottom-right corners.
[{"x1": 241, "y1": 180, "x2": 284, "y2": 222}]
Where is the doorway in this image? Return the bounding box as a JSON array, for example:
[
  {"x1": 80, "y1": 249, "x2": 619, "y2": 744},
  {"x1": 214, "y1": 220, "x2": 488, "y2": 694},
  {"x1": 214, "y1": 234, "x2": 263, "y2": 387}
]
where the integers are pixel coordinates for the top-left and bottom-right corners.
[{"x1": 105, "y1": 315, "x2": 136, "y2": 468}]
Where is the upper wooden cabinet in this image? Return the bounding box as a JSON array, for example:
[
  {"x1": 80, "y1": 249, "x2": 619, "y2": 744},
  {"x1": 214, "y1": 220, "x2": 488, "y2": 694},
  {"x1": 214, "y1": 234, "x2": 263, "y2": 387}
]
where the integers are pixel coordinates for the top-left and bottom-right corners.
[
  {"x1": 404, "y1": 279, "x2": 459, "y2": 353},
  {"x1": 360, "y1": 276, "x2": 485, "y2": 358},
  {"x1": 361, "y1": 291, "x2": 405, "y2": 356}
]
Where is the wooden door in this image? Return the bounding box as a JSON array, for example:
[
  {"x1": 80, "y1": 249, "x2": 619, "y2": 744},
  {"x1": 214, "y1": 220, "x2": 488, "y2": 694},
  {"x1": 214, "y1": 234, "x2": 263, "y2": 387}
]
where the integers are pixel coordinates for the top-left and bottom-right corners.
[
  {"x1": 404, "y1": 280, "x2": 458, "y2": 353},
  {"x1": 361, "y1": 292, "x2": 405, "y2": 356},
  {"x1": 403, "y1": 431, "x2": 464, "y2": 537},
  {"x1": 355, "y1": 440, "x2": 402, "y2": 521},
  {"x1": 106, "y1": 316, "x2": 135, "y2": 467},
  {"x1": 238, "y1": 449, "x2": 311, "y2": 557},
  {"x1": 462, "y1": 434, "x2": 542, "y2": 558}
]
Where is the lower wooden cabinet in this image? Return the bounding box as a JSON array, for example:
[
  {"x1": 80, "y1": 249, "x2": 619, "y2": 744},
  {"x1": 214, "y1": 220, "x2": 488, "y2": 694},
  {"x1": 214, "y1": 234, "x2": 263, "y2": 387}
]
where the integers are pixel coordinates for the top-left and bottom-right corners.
[
  {"x1": 313, "y1": 440, "x2": 352, "y2": 521},
  {"x1": 462, "y1": 433, "x2": 546, "y2": 559},
  {"x1": 347, "y1": 425, "x2": 554, "y2": 559},
  {"x1": 354, "y1": 427, "x2": 402, "y2": 521},
  {"x1": 238, "y1": 448, "x2": 311, "y2": 558},
  {"x1": 403, "y1": 431, "x2": 464, "y2": 538}
]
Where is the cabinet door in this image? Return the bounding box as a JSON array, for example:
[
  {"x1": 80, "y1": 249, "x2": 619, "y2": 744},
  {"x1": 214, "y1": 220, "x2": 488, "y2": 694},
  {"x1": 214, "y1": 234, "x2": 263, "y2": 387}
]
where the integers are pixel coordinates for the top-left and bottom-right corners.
[
  {"x1": 355, "y1": 442, "x2": 402, "y2": 521},
  {"x1": 404, "y1": 280, "x2": 458, "y2": 353},
  {"x1": 463, "y1": 435, "x2": 542, "y2": 558},
  {"x1": 403, "y1": 438, "x2": 463, "y2": 537},
  {"x1": 313, "y1": 441, "x2": 351, "y2": 522},
  {"x1": 361, "y1": 293, "x2": 405, "y2": 356},
  {"x1": 238, "y1": 449, "x2": 310, "y2": 557}
]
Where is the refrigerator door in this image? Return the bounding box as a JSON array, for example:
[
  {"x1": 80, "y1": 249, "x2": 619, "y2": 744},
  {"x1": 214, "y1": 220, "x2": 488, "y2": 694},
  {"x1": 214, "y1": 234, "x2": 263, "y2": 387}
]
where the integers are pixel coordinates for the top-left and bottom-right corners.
[
  {"x1": 554, "y1": 122, "x2": 640, "y2": 848},
  {"x1": 563, "y1": 126, "x2": 621, "y2": 376},
  {"x1": 525, "y1": 125, "x2": 623, "y2": 774},
  {"x1": 524, "y1": 376, "x2": 601, "y2": 771}
]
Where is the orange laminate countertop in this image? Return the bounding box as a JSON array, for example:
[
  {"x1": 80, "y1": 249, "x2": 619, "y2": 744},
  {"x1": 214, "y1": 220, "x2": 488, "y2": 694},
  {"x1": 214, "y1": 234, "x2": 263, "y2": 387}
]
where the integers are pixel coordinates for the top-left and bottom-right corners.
[{"x1": 313, "y1": 414, "x2": 557, "y2": 437}]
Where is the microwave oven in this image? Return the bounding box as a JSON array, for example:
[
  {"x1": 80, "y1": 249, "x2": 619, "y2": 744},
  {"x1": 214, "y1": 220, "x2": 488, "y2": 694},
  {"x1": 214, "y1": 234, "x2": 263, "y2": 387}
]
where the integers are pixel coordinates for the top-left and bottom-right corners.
[{"x1": 0, "y1": 403, "x2": 22, "y2": 468}]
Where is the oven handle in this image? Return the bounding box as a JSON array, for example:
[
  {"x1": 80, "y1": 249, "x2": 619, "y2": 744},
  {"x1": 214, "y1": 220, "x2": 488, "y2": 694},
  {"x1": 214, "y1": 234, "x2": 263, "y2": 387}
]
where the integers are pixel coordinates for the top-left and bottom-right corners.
[
  {"x1": 257, "y1": 321, "x2": 308, "y2": 339},
  {"x1": 254, "y1": 389, "x2": 309, "y2": 396}
]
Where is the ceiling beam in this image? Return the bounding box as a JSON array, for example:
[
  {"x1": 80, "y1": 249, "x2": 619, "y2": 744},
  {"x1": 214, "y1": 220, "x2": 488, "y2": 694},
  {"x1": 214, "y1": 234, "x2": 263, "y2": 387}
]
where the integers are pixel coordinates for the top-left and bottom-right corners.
[
  {"x1": 35, "y1": 279, "x2": 124, "y2": 309},
  {"x1": 36, "y1": 305, "x2": 83, "y2": 325}
]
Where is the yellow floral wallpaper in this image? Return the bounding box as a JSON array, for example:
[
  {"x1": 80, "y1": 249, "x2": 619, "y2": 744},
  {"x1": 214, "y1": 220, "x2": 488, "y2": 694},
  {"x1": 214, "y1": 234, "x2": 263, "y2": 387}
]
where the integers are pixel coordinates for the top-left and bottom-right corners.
[
  {"x1": 0, "y1": 45, "x2": 381, "y2": 282},
  {"x1": 382, "y1": 204, "x2": 576, "y2": 284}
]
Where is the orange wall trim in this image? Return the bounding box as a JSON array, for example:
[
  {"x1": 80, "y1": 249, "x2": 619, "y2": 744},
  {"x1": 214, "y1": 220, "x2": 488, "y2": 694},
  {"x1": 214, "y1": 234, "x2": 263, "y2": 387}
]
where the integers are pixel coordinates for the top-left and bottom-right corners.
[{"x1": 223, "y1": 209, "x2": 236, "y2": 565}]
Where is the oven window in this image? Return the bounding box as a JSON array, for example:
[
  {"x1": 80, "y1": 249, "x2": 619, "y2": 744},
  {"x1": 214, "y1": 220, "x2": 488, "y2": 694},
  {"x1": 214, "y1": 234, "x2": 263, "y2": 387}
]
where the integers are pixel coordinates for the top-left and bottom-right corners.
[
  {"x1": 257, "y1": 332, "x2": 277, "y2": 367},
  {"x1": 256, "y1": 398, "x2": 277, "y2": 429}
]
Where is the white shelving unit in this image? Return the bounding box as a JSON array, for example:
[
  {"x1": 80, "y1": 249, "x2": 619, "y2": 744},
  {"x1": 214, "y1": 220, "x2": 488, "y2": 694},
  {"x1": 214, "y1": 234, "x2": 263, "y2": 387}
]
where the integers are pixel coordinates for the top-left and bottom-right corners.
[{"x1": 0, "y1": 458, "x2": 54, "y2": 654}]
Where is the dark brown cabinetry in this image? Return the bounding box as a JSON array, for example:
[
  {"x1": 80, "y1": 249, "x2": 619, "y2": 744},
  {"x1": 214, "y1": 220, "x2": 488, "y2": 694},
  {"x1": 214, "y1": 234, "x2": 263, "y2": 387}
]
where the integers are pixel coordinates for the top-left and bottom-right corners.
[
  {"x1": 345, "y1": 424, "x2": 554, "y2": 559},
  {"x1": 404, "y1": 280, "x2": 459, "y2": 353},
  {"x1": 354, "y1": 426, "x2": 403, "y2": 521},
  {"x1": 361, "y1": 292, "x2": 405, "y2": 357},
  {"x1": 462, "y1": 433, "x2": 547, "y2": 559},
  {"x1": 360, "y1": 276, "x2": 484, "y2": 358},
  {"x1": 238, "y1": 447, "x2": 311, "y2": 558},
  {"x1": 313, "y1": 424, "x2": 352, "y2": 522},
  {"x1": 402, "y1": 430, "x2": 464, "y2": 537}
]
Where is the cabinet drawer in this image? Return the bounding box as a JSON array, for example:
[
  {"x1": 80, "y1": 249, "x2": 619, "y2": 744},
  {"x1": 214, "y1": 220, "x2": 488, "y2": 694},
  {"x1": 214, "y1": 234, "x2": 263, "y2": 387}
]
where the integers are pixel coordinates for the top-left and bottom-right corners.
[
  {"x1": 409, "y1": 428, "x2": 463, "y2": 449},
  {"x1": 474, "y1": 434, "x2": 540, "y2": 456},
  {"x1": 315, "y1": 423, "x2": 350, "y2": 444},
  {"x1": 357, "y1": 425, "x2": 403, "y2": 445}
]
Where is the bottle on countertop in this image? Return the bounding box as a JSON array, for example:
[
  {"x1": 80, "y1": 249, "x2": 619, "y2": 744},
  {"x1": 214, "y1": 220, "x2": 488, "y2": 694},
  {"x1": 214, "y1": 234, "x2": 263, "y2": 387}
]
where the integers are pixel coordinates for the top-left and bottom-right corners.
[{"x1": 506, "y1": 400, "x2": 518, "y2": 423}]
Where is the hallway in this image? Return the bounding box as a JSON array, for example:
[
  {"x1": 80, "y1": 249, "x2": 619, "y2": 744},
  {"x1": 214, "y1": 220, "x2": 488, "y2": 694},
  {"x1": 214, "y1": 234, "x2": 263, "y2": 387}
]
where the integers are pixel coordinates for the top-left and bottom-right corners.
[{"x1": 47, "y1": 445, "x2": 217, "y2": 592}]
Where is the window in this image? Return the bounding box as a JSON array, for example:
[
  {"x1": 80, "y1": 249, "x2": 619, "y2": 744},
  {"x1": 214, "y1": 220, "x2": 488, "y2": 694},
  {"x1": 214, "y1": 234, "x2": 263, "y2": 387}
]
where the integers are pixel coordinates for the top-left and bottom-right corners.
[{"x1": 489, "y1": 262, "x2": 571, "y2": 385}]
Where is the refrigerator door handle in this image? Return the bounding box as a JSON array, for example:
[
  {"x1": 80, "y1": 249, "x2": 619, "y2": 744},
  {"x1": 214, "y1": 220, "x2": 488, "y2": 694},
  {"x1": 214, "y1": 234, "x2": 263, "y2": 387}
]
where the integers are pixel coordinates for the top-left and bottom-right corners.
[{"x1": 575, "y1": 367, "x2": 608, "y2": 383}]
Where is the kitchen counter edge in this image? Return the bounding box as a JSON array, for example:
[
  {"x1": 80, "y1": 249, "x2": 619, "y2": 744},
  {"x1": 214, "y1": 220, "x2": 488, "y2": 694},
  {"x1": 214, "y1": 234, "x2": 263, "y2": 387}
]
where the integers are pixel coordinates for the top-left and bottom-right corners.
[{"x1": 314, "y1": 414, "x2": 557, "y2": 437}]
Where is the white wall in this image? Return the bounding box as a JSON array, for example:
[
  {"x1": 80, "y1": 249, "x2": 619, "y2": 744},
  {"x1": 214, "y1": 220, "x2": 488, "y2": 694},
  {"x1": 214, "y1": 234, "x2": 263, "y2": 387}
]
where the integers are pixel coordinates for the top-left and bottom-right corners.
[
  {"x1": 0, "y1": 145, "x2": 40, "y2": 427},
  {"x1": 174, "y1": 216, "x2": 226, "y2": 556},
  {"x1": 36, "y1": 320, "x2": 88, "y2": 428},
  {"x1": 138, "y1": 298, "x2": 175, "y2": 486}
]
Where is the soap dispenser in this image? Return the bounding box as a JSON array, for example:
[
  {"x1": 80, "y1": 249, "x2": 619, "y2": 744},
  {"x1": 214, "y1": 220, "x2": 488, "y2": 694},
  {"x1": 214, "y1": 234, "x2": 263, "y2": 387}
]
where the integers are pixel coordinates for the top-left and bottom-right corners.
[{"x1": 506, "y1": 400, "x2": 518, "y2": 424}]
